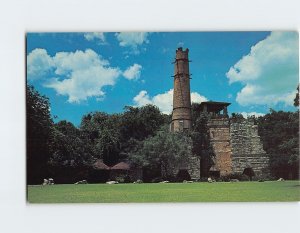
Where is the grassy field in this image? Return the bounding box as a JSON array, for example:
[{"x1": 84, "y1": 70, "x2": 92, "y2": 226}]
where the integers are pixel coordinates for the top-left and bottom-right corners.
[{"x1": 27, "y1": 181, "x2": 300, "y2": 203}]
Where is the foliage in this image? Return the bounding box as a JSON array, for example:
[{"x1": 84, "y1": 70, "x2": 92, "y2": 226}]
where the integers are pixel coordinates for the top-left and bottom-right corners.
[
  {"x1": 257, "y1": 109, "x2": 299, "y2": 179},
  {"x1": 27, "y1": 87, "x2": 299, "y2": 184},
  {"x1": 190, "y1": 103, "x2": 215, "y2": 177},
  {"x1": 230, "y1": 112, "x2": 245, "y2": 122},
  {"x1": 129, "y1": 125, "x2": 193, "y2": 180},
  {"x1": 219, "y1": 173, "x2": 250, "y2": 182},
  {"x1": 79, "y1": 105, "x2": 168, "y2": 166},
  {"x1": 49, "y1": 120, "x2": 94, "y2": 167},
  {"x1": 27, "y1": 85, "x2": 53, "y2": 184},
  {"x1": 80, "y1": 112, "x2": 122, "y2": 165},
  {"x1": 251, "y1": 173, "x2": 276, "y2": 182},
  {"x1": 120, "y1": 104, "x2": 168, "y2": 141}
]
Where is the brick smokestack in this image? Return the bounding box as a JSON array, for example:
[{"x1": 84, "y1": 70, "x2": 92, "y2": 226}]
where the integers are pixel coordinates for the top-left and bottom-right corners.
[{"x1": 170, "y1": 47, "x2": 192, "y2": 132}]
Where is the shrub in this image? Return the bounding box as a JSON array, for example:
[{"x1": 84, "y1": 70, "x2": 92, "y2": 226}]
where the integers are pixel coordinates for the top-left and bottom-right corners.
[
  {"x1": 252, "y1": 173, "x2": 276, "y2": 181},
  {"x1": 220, "y1": 173, "x2": 249, "y2": 182}
]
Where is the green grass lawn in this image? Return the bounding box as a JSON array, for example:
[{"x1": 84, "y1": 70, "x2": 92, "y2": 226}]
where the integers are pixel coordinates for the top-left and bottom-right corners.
[{"x1": 27, "y1": 181, "x2": 300, "y2": 203}]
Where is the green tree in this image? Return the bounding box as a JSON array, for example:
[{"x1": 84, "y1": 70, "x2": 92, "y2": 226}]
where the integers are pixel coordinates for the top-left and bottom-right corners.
[
  {"x1": 49, "y1": 120, "x2": 94, "y2": 167},
  {"x1": 120, "y1": 104, "x2": 168, "y2": 142},
  {"x1": 190, "y1": 103, "x2": 215, "y2": 177},
  {"x1": 230, "y1": 112, "x2": 245, "y2": 122},
  {"x1": 129, "y1": 125, "x2": 193, "y2": 180},
  {"x1": 80, "y1": 112, "x2": 122, "y2": 165},
  {"x1": 118, "y1": 104, "x2": 169, "y2": 164},
  {"x1": 27, "y1": 85, "x2": 53, "y2": 184},
  {"x1": 257, "y1": 109, "x2": 299, "y2": 179}
]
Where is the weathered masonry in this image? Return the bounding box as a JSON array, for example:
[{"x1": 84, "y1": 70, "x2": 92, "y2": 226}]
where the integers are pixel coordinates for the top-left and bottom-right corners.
[
  {"x1": 200, "y1": 102, "x2": 232, "y2": 177},
  {"x1": 170, "y1": 47, "x2": 192, "y2": 132},
  {"x1": 202, "y1": 102, "x2": 270, "y2": 178},
  {"x1": 230, "y1": 120, "x2": 270, "y2": 177},
  {"x1": 170, "y1": 47, "x2": 270, "y2": 180}
]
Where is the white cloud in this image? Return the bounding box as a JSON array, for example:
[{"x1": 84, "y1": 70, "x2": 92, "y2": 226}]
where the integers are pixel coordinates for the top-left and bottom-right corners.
[
  {"x1": 240, "y1": 112, "x2": 265, "y2": 118},
  {"x1": 115, "y1": 32, "x2": 151, "y2": 54},
  {"x1": 123, "y1": 63, "x2": 142, "y2": 80},
  {"x1": 133, "y1": 90, "x2": 152, "y2": 106},
  {"x1": 191, "y1": 92, "x2": 208, "y2": 104},
  {"x1": 53, "y1": 49, "x2": 109, "y2": 76},
  {"x1": 28, "y1": 48, "x2": 145, "y2": 103},
  {"x1": 84, "y1": 32, "x2": 105, "y2": 43},
  {"x1": 45, "y1": 49, "x2": 121, "y2": 103},
  {"x1": 115, "y1": 32, "x2": 150, "y2": 47},
  {"x1": 27, "y1": 48, "x2": 54, "y2": 80},
  {"x1": 226, "y1": 31, "x2": 299, "y2": 106},
  {"x1": 133, "y1": 89, "x2": 207, "y2": 114}
]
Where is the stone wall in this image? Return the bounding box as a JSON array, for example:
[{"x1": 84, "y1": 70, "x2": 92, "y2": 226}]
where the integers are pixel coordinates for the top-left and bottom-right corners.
[
  {"x1": 205, "y1": 117, "x2": 270, "y2": 177},
  {"x1": 207, "y1": 117, "x2": 232, "y2": 176},
  {"x1": 187, "y1": 154, "x2": 201, "y2": 180},
  {"x1": 230, "y1": 120, "x2": 270, "y2": 176},
  {"x1": 168, "y1": 153, "x2": 201, "y2": 181}
]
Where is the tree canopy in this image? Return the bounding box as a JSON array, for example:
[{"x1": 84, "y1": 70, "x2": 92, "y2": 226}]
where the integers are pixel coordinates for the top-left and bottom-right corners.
[
  {"x1": 27, "y1": 86, "x2": 299, "y2": 184},
  {"x1": 257, "y1": 109, "x2": 299, "y2": 179},
  {"x1": 27, "y1": 85, "x2": 53, "y2": 184},
  {"x1": 129, "y1": 125, "x2": 193, "y2": 180}
]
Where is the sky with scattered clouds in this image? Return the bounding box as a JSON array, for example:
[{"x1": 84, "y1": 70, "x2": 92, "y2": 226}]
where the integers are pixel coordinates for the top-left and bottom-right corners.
[{"x1": 26, "y1": 32, "x2": 299, "y2": 126}]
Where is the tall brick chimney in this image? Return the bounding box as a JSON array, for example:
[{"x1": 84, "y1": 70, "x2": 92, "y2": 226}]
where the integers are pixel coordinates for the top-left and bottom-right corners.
[{"x1": 170, "y1": 47, "x2": 192, "y2": 132}]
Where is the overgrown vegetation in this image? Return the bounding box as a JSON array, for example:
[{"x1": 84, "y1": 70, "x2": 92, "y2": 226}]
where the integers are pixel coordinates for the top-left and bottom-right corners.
[
  {"x1": 190, "y1": 104, "x2": 215, "y2": 177},
  {"x1": 26, "y1": 85, "x2": 299, "y2": 184},
  {"x1": 128, "y1": 125, "x2": 193, "y2": 181},
  {"x1": 27, "y1": 85, "x2": 171, "y2": 184},
  {"x1": 257, "y1": 109, "x2": 299, "y2": 179},
  {"x1": 27, "y1": 85, "x2": 53, "y2": 184}
]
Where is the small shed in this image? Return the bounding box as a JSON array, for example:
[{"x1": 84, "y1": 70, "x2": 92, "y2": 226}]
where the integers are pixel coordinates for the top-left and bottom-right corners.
[
  {"x1": 110, "y1": 162, "x2": 131, "y2": 182},
  {"x1": 93, "y1": 159, "x2": 110, "y2": 170},
  {"x1": 89, "y1": 159, "x2": 110, "y2": 183}
]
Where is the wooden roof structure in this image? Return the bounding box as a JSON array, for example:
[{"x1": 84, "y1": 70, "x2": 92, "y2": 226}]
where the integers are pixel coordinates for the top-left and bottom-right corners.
[
  {"x1": 93, "y1": 159, "x2": 110, "y2": 170},
  {"x1": 110, "y1": 162, "x2": 130, "y2": 170},
  {"x1": 199, "y1": 101, "x2": 231, "y2": 113}
]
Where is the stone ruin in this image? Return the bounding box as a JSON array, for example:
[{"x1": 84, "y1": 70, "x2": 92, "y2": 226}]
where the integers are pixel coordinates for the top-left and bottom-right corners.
[
  {"x1": 230, "y1": 120, "x2": 270, "y2": 176},
  {"x1": 172, "y1": 101, "x2": 270, "y2": 181},
  {"x1": 169, "y1": 47, "x2": 270, "y2": 180}
]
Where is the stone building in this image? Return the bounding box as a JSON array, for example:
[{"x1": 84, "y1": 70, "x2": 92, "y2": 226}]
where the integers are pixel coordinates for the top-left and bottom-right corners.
[
  {"x1": 170, "y1": 48, "x2": 270, "y2": 180},
  {"x1": 202, "y1": 102, "x2": 232, "y2": 177},
  {"x1": 203, "y1": 102, "x2": 270, "y2": 179}
]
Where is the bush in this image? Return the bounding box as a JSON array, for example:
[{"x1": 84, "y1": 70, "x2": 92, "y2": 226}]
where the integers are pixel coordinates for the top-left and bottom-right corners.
[
  {"x1": 151, "y1": 177, "x2": 163, "y2": 183},
  {"x1": 198, "y1": 177, "x2": 210, "y2": 182},
  {"x1": 219, "y1": 173, "x2": 250, "y2": 182},
  {"x1": 115, "y1": 177, "x2": 125, "y2": 183},
  {"x1": 252, "y1": 173, "x2": 276, "y2": 181}
]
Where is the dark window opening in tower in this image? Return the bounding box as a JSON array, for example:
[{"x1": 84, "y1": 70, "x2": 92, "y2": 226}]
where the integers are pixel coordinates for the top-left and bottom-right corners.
[{"x1": 179, "y1": 120, "x2": 184, "y2": 131}]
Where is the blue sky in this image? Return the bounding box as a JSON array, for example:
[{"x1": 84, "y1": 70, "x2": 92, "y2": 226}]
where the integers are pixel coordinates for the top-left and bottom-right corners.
[{"x1": 26, "y1": 32, "x2": 299, "y2": 126}]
